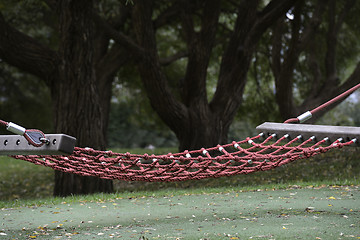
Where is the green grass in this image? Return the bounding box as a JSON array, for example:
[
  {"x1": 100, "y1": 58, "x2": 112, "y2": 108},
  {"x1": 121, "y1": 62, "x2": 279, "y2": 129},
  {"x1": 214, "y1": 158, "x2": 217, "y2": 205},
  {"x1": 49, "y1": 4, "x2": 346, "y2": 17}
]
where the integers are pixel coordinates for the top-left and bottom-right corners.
[
  {"x1": 1, "y1": 147, "x2": 359, "y2": 239},
  {"x1": 2, "y1": 186, "x2": 359, "y2": 239},
  {"x1": 0, "y1": 146, "x2": 359, "y2": 207},
  {"x1": 0, "y1": 180, "x2": 355, "y2": 209}
]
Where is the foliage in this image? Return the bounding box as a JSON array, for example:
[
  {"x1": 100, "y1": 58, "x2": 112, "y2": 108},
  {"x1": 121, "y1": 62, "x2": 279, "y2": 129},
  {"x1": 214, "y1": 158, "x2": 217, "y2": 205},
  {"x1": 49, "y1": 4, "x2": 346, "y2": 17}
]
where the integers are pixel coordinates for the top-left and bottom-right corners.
[
  {"x1": 107, "y1": 100, "x2": 178, "y2": 148},
  {"x1": 0, "y1": 0, "x2": 56, "y2": 46},
  {"x1": 0, "y1": 64, "x2": 53, "y2": 133}
]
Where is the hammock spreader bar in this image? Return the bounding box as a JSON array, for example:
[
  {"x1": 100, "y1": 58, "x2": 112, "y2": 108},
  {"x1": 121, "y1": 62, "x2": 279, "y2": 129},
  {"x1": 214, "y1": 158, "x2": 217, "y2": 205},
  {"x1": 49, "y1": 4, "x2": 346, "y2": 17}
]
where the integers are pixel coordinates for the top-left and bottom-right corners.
[
  {"x1": 0, "y1": 134, "x2": 76, "y2": 155},
  {"x1": 0, "y1": 122, "x2": 359, "y2": 156},
  {"x1": 0, "y1": 119, "x2": 76, "y2": 155},
  {"x1": 256, "y1": 122, "x2": 359, "y2": 146}
]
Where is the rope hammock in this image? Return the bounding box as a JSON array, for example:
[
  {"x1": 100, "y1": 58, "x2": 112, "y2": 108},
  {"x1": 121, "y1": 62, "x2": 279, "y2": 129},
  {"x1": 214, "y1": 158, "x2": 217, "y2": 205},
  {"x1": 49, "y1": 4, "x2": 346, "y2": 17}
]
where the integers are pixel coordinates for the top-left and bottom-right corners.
[
  {"x1": 11, "y1": 134, "x2": 357, "y2": 182},
  {"x1": 1, "y1": 83, "x2": 360, "y2": 182}
]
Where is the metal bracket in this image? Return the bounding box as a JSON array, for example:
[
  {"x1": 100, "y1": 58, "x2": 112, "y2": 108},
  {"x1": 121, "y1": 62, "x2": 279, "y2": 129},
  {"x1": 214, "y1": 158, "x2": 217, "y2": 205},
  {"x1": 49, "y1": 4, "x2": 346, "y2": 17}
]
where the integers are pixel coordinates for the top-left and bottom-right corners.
[
  {"x1": 0, "y1": 134, "x2": 76, "y2": 155},
  {"x1": 256, "y1": 122, "x2": 360, "y2": 146}
]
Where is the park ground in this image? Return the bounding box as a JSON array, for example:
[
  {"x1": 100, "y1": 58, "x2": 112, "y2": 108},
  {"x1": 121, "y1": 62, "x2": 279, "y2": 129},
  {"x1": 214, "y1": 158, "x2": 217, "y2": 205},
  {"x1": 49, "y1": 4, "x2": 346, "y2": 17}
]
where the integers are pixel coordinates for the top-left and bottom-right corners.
[
  {"x1": 1, "y1": 147, "x2": 360, "y2": 239},
  {"x1": 1, "y1": 185, "x2": 360, "y2": 239}
]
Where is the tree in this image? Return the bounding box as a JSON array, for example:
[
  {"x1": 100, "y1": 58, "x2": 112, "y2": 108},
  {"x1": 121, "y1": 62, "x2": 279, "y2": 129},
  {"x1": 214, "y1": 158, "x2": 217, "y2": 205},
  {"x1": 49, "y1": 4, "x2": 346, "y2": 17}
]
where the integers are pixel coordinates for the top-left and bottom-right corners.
[
  {"x1": 0, "y1": 0, "x2": 116, "y2": 196},
  {"x1": 127, "y1": 0, "x2": 298, "y2": 151},
  {"x1": 268, "y1": 0, "x2": 360, "y2": 122},
  {"x1": 121, "y1": 0, "x2": 360, "y2": 151}
]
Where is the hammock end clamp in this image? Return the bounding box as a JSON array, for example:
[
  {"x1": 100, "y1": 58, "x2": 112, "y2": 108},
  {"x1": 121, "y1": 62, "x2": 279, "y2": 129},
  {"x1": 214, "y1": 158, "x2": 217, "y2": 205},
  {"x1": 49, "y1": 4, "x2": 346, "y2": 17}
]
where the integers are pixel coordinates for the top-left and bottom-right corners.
[{"x1": 0, "y1": 134, "x2": 76, "y2": 155}]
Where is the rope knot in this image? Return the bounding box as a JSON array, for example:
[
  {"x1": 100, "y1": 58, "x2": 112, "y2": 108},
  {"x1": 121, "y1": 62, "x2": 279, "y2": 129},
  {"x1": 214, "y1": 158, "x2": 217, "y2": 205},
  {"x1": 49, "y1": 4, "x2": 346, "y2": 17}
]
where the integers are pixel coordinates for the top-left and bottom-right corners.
[{"x1": 303, "y1": 149, "x2": 313, "y2": 158}]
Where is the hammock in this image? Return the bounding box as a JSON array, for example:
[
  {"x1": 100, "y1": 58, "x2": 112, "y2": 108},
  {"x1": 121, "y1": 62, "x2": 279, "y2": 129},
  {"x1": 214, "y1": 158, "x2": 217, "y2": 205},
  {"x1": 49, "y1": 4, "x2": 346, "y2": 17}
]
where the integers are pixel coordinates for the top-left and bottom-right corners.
[
  {"x1": 1, "y1": 83, "x2": 360, "y2": 182},
  {"x1": 10, "y1": 130, "x2": 357, "y2": 182}
]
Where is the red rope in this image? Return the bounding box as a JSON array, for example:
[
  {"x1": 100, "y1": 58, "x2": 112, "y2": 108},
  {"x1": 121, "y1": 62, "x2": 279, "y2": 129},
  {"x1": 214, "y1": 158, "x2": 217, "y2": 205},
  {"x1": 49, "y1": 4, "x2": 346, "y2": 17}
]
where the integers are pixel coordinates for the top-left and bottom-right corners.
[
  {"x1": 310, "y1": 83, "x2": 360, "y2": 115},
  {"x1": 0, "y1": 119, "x2": 8, "y2": 127},
  {"x1": 285, "y1": 83, "x2": 360, "y2": 123},
  {"x1": 13, "y1": 134, "x2": 355, "y2": 182}
]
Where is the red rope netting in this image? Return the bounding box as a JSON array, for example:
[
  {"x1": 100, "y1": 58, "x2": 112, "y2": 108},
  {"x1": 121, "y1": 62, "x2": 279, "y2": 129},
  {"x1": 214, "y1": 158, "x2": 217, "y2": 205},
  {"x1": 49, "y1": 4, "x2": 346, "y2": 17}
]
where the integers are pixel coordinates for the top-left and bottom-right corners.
[{"x1": 13, "y1": 133, "x2": 355, "y2": 182}]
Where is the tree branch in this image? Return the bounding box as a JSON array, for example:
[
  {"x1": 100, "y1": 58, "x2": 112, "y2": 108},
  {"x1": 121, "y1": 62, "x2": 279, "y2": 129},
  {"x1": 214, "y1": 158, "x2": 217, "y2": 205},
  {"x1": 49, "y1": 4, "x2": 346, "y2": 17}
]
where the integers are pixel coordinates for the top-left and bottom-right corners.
[
  {"x1": 93, "y1": 13, "x2": 144, "y2": 56},
  {"x1": 105, "y1": 2, "x2": 131, "y2": 30},
  {"x1": 96, "y1": 44, "x2": 130, "y2": 82},
  {"x1": 211, "y1": 0, "x2": 261, "y2": 119},
  {"x1": 272, "y1": 1, "x2": 304, "y2": 118},
  {"x1": 181, "y1": 0, "x2": 220, "y2": 106},
  {"x1": 154, "y1": 2, "x2": 180, "y2": 28},
  {"x1": 325, "y1": 0, "x2": 355, "y2": 85},
  {"x1": 212, "y1": 0, "x2": 296, "y2": 122},
  {"x1": 300, "y1": 61, "x2": 360, "y2": 122},
  {"x1": 298, "y1": 0, "x2": 326, "y2": 50},
  {"x1": 270, "y1": 19, "x2": 283, "y2": 80},
  {"x1": 339, "y1": 61, "x2": 360, "y2": 93},
  {"x1": 132, "y1": 0, "x2": 188, "y2": 134},
  {"x1": 44, "y1": 0, "x2": 56, "y2": 10},
  {"x1": 299, "y1": 0, "x2": 355, "y2": 116},
  {"x1": 179, "y1": 0, "x2": 195, "y2": 44},
  {"x1": 269, "y1": 0, "x2": 326, "y2": 119},
  {"x1": 307, "y1": 45, "x2": 323, "y2": 96},
  {"x1": 249, "y1": 0, "x2": 299, "y2": 45},
  {"x1": 159, "y1": 51, "x2": 188, "y2": 66},
  {"x1": 0, "y1": 11, "x2": 58, "y2": 84}
]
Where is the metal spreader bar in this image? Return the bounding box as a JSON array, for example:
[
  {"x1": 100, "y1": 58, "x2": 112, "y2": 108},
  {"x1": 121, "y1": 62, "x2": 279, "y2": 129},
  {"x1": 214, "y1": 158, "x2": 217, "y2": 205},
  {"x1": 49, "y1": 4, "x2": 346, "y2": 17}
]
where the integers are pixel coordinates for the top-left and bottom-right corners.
[
  {"x1": 256, "y1": 122, "x2": 360, "y2": 146},
  {"x1": 0, "y1": 134, "x2": 76, "y2": 155}
]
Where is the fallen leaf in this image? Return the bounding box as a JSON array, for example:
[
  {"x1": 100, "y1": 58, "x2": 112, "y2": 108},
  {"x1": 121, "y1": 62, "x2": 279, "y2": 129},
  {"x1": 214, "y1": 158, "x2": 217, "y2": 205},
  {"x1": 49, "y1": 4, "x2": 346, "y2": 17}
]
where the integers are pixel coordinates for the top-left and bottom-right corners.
[{"x1": 305, "y1": 207, "x2": 315, "y2": 212}]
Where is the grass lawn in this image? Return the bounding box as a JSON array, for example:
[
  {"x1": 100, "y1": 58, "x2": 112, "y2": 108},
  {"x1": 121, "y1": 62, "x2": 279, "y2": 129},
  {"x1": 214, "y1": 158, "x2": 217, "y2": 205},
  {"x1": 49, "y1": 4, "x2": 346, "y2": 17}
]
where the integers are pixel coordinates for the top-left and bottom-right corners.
[
  {"x1": 1, "y1": 185, "x2": 359, "y2": 239},
  {"x1": 0, "y1": 146, "x2": 359, "y2": 239},
  {"x1": 0, "y1": 147, "x2": 360, "y2": 240}
]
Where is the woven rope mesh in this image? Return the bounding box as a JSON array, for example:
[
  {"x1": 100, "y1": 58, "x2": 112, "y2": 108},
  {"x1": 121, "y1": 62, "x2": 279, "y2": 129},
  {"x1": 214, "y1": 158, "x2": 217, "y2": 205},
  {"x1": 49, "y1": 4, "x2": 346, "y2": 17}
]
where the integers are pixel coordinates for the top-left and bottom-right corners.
[{"x1": 13, "y1": 133, "x2": 355, "y2": 182}]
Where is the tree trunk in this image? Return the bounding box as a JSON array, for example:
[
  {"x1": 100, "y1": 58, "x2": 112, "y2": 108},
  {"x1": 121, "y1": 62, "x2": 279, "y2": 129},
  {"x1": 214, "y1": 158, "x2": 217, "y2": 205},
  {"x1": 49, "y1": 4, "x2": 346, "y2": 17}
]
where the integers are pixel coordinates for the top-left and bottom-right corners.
[
  {"x1": 131, "y1": 0, "x2": 295, "y2": 152},
  {"x1": 177, "y1": 108, "x2": 228, "y2": 151},
  {"x1": 52, "y1": 0, "x2": 113, "y2": 197}
]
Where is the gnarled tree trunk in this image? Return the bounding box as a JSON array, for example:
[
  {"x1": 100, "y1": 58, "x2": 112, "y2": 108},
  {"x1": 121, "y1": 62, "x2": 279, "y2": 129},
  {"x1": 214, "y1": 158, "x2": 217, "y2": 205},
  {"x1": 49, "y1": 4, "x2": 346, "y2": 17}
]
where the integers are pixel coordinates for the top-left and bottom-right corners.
[
  {"x1": 52, "y1": 0, "x2": 113, "y2": 196},
  {"x1": 131, "y1": 0, "x2": 296, "y2": 151}
]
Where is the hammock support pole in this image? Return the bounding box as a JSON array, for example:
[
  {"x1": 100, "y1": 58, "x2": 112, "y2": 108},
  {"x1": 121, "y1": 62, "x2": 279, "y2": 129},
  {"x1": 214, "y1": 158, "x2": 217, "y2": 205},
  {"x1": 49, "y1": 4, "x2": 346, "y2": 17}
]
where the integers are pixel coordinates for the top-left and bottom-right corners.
[
  {"x1": 256, "y1": 122, "x2": 360, "y2": 146},
  {"x1": 0, "y1": 134, "x2": 76, "y2": 155}
]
